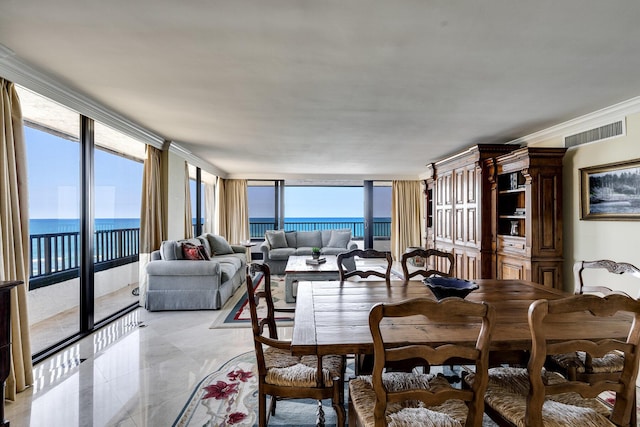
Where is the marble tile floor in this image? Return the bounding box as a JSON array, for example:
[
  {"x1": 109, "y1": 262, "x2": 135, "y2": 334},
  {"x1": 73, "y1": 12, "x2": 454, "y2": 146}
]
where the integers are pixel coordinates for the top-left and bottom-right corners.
[{"x1": 6, "y1": 284, "x2": 272, "y2": 427}]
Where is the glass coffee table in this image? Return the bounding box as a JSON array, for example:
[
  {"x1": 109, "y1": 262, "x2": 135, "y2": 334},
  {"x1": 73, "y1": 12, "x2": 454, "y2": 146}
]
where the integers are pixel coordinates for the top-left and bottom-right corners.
[{"x1": 284, "y1": 255, "x2": 340, "y2": 303}]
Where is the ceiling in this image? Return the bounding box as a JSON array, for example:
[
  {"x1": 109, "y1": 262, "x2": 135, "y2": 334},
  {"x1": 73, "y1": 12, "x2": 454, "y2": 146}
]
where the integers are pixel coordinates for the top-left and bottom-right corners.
[{"x1": 2, "y1": 1, "x2": 640, "y2": 180}]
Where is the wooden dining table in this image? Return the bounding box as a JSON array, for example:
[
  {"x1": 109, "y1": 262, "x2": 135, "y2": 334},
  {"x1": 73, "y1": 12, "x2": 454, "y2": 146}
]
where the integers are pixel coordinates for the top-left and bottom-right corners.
[{"x1": 290, "y1": 278, "x2": 633, "y2": 361}]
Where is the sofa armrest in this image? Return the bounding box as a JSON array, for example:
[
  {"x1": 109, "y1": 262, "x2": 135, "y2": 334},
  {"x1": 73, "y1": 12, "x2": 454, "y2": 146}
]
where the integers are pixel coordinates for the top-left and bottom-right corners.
[
  {"x1": 260, "y1": 240, "x2": 271, "y2": 257},
  {"x1": 230, "y1": 244, "x2": 246, "y2": 254},
  {"x1": 150, "y1": 250, "x2": 161, "y2": 261},
  {"x1": 347, "y1": 241, "x2": 358, "y2": 250},
  {"x1": 146, "y1": 260, "x2": 221, "y2": 276}
]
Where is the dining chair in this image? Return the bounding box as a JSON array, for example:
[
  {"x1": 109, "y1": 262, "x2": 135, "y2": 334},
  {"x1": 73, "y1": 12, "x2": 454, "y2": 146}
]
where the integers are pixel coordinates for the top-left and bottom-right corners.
[
  {"x1": 400, "y1": 248, "x2": 455, "y2": 281},
  {"x1": 337, "y1": 248, "x2": 392, "y2": 281},
  {"x1": 476, "y1": 293, "x2": 640, "y2": 427},
  {"x1": 246, "y1": 263, "x2": 346, "y2": 427},
  {"x1": 548, "y1": 260, "x2": 640, "y2": 383},
  {"x1": 348, "y1": 297, "x2": 495, "y2": 427}
]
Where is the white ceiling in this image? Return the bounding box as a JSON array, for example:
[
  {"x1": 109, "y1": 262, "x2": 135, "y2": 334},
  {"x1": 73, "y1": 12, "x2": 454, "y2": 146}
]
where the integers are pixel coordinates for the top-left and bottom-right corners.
[{"x1": 2, "y1": 1, "x2": 640, "y2": 179}]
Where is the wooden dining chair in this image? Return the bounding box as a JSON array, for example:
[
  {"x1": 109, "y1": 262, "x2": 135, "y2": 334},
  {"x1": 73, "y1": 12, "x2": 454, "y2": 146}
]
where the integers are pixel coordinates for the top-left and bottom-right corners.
[
  {"x1": 400, "y1": 248, "x2": 455, "y2": 281},
  {"x1": 476, "y1": 293, "x2": 640, "y2": 427},
  {"x1": 548, "y1": 260, "x2": 640, "y2": 383},
  {"x1": 348, "y1": 297, "x2": 495, "y2": 427},
  {"x1": 246, "y1": 263, "x2": 346, "y2": 427},
  {"x1": 337, "y1": 249, "x2": 392, "y2": 281}
]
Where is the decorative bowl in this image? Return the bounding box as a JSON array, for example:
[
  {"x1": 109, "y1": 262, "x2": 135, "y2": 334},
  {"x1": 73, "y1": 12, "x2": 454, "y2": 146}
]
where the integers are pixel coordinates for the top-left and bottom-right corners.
[{"x1": 423, "y1": 277, "x2": 479, "y2": 300}]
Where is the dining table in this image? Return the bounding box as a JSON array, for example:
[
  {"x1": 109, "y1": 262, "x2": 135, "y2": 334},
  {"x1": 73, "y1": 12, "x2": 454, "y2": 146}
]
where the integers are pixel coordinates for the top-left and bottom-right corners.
[{"x1": 290, "y1": 278, "x2": 633, "y2": 362}]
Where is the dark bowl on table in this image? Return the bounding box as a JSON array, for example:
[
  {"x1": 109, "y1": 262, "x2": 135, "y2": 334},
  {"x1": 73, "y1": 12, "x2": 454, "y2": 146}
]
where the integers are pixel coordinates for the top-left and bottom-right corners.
[{"x1": 423, "y1": 277, "x2": 479, "y2": 301}]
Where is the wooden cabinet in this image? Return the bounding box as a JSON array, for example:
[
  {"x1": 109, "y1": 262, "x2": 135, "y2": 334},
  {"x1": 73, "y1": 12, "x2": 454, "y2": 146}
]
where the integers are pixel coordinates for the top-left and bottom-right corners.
[
  {"x1": 425, "y1": 145, "x2": 516, "y2": 280},
  {"x1": 492, "y1": 147, "x2": 566, "y2": 289},
  {"x1": 425, "y1": 145, "x2": 566, "y2": 289}
]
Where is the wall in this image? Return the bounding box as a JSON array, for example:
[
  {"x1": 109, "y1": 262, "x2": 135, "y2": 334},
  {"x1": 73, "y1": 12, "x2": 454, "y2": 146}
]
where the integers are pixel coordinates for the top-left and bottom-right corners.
[
  {"x1": 162, "y1": 148, "x2": 189, "y2": 240},
  {"x1": 530, "y1": 112, "x2": 640, "y2": 295}
]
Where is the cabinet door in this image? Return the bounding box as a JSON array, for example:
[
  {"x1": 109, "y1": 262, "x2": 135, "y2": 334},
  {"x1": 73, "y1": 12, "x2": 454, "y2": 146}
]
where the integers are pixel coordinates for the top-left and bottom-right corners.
[{"x1": 497, "y1": 254, "x2": 528, "y2": 280}]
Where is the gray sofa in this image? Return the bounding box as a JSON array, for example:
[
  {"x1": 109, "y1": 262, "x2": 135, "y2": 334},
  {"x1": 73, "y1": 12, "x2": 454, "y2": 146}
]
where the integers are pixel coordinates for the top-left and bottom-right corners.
[
  {"x1": 259, "y1": 229, "x2": 357, "y2": 275},
  {"x1": 145, "y1": 233, "x2": 246, "y2": 311}
]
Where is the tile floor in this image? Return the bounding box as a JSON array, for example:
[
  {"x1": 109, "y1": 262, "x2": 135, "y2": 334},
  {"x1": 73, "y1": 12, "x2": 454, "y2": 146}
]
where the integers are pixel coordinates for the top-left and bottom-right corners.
[{"x1": 5, "y1": 284, "x2": 276, "y2": 426}]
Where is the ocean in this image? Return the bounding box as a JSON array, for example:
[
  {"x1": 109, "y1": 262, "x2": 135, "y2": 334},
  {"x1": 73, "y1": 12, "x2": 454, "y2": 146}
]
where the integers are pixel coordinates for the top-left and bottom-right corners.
[{"x1": 30, "y1": 217, "x2": 391, "y2": 235}]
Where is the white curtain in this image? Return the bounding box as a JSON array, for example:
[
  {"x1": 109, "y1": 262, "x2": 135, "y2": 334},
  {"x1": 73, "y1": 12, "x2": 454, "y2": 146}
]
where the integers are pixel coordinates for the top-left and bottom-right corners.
[
  {"x1": 0, "y1": 78, "x2": 33, "y2": 399},
  {"x1": 391, "y1": 180, "x2": 424, "y2": 261},
  {"x1": 204, "y1": 181, "x2": 216, "y2": 233},
  {"x1": 216, "y1": 178, "x2": 249, "y2": 243},
  {"x1": 184, "y1": 162, "x2": 193, "y2": 238}
]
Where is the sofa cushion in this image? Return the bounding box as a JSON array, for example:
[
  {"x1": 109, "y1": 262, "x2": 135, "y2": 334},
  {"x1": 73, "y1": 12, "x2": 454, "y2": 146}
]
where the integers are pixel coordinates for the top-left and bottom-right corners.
[
  {"x1": 285, "y1": 231, "x2": 297, "y2": 248},
  {"x1": 206, "y1": 234, "x2": 234, "y2": 255},
  {"x1": 160, "y1": 240, "x2": 182, "y2": 260},
  {"x1": 197, "y1": 236, "x2": 213, "y2": 257},
  {"x1": 269, "y1": 247, "x2": 296, "y2": 260},
  {"x1": 327, "y1": 229, "x2": 352, "y2": 248},
  {"x1": 322, "y1": 247, "x2": 350, "y2": 256},
  {"x1": 266, "y1": 230, "x2": 288, "y2": 249},
  {"x1": 321, "y1": 229, "x2": 332, "y2": 247},
  {"x1": 218, "y1": 261, "x2": 236, "y2": 283},
  {"x1": 296, "y1": 230, "x2": 322, "y2": 248},
  {"x1": 215, "y1": 253, "x2": 245, "y2": 270}
]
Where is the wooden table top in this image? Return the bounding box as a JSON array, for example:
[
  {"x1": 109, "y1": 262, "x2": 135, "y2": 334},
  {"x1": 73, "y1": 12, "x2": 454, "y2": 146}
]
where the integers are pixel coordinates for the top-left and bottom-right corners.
[
  {"x1": 285, "y1": 255, "x2": 339, "y2": 273},
  {"x1": 290, "y1": 279, "x2": 632, "y2": 357}
]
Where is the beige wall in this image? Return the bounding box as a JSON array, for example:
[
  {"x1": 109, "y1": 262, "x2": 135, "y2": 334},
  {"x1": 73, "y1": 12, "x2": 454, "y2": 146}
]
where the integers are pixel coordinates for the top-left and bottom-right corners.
[{"x1": 531, "y1": 112, "x2": 640, "y2": 295}]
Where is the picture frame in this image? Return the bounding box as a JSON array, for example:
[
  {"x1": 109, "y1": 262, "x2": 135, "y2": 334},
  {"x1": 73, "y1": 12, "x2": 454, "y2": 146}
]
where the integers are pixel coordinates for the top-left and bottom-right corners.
[{"x1": 580, "y1": 159, "x2": 640, "y2": 220}]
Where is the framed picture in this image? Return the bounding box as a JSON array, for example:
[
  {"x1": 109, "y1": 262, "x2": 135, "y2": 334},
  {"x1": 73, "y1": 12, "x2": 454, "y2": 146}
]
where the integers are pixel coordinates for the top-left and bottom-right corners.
[{"x1": 580, "y1": 159, "x2": 640, "y2": 220}]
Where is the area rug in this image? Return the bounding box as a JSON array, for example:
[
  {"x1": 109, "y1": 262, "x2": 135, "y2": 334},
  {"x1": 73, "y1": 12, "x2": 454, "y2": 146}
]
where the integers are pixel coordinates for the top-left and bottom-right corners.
[{"x1": 210, "y1": 274, "x2": 296, "y2": 329}]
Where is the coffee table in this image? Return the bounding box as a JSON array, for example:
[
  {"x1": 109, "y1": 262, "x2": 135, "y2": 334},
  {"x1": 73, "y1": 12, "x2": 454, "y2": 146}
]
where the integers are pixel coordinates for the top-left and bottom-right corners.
[{"x1": 284, "y1": 255, "x2": 340, "y2": 303}]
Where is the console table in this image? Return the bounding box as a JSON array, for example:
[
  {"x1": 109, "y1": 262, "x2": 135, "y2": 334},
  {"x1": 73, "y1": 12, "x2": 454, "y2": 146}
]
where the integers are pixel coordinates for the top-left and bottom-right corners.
[{"x1": 0, "y1": 280, "x2": 21, "y2": 427}]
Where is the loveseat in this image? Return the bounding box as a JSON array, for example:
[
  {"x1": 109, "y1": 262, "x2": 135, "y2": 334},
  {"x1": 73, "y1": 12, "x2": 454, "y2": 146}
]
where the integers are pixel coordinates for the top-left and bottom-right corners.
[
  {"x1": 145, "y1": 233, "x2": 246, "y2": 311},
  {"x1": 259, "y1": 229, "x2": 358, "y2": 275}
]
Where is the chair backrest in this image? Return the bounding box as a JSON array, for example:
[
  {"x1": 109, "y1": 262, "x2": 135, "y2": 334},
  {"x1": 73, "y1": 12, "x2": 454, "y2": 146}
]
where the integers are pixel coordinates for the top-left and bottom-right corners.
[
  {"x1": 246, "y1": 263, "x2": 286, "y2": 376},
  {"x1": 574, "y1": 259, "x2": 640, "y2": 298},
  {"x1": 401, "y1": 248, "x2": 455, "y2": 281},
  {"x1": 369, "y1": 297, "x2": 495, "y2": 426},
  {"x1": 526, "y1": 294, "x2": 640, "y2": 426},
  {"x1": 337, "y1": 248, "x2": 392, "y2": 281}
]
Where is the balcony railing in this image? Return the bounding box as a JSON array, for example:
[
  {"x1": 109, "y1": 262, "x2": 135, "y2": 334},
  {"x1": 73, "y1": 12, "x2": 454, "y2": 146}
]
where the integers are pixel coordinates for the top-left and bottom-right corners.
[
  {"x1": 249, "y1": 219, "x2": 391, "y2": 240},
  {"x1": 30, "y1": 228, "x2": 139, "y2": 290},
  {"x1": 29, "y1": 219, "x2": 391, "y2": 290}
]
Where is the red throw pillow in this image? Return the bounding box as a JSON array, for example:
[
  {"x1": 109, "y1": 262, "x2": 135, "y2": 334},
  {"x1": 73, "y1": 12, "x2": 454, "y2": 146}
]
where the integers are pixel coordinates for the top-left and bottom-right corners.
[{"x1": 182, "y1": 243, "x2": 209, "y2": 260}]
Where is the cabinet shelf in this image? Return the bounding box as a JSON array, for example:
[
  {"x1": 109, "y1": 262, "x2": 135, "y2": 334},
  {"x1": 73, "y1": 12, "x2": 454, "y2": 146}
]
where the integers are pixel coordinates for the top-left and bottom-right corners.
[
  {"x1": 498, "y1": 188, "x2": 525, "y2": 194},
  {"x1": 499, "y1": 215, "x2": 526, "y2": 219}
]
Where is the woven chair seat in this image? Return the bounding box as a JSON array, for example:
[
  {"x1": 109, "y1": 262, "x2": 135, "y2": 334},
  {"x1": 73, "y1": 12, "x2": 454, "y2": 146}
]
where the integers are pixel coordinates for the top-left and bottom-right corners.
[
  {"x1": 550, "y1": 351, "x2": 625, "y2": 374},
  {"x1": 468, "y1": 367, "x2": 613, "y2": 427},
  {"x1": 263, "y1": 347, "x2": 343, "y2": 387},
  {"x1": 349, "y1": 373, "x2": 468, "y2": 427}
]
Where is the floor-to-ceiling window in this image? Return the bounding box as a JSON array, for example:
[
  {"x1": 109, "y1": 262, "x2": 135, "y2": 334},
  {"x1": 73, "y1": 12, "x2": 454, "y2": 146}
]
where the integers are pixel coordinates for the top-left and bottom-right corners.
[
  {"x1": 93, "y1": 122, "x2": 144, "y2": 324},
  {"x1": 247, "y1": 181, "x2": 392, "y2": 250},
  {"x1": 18, "y1": 86, "x2": 144, "y2": 360},
  {"x1": 20, "y1": 87, "x2": 81, "y2": 355}
]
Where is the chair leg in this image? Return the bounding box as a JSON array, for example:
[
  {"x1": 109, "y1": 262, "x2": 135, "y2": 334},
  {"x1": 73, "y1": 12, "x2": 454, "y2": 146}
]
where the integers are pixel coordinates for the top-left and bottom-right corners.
[
  {"x1": 316, "y1": 400, "x2": 326, "y2": 426},
  {"x1": 269, "y1": 394, "x2": 277, "y2": 416},
  {"x1": 333, "y1": 380, "x2": 346, "y2": 427},
  {"x1": 258, "y1": 390, "x2": 267, "y2": 427}
]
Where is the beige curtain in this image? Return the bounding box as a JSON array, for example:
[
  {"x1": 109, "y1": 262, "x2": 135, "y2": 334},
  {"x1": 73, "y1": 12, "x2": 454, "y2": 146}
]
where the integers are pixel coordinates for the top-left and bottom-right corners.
[
  {"x1": 216, "y1": 178, "x2": 249, "y2": 243},
  {"x1": 184, "y1": 162, "x2": 193, "y2": 238},
  {"x1": 0, "y1": 79, "x2": 33, "y2": 400},
  {"x1": 203, "y1": 181, "x2": 215, "y2": 233},
  {"x1": 138, "y1": 145, "x2": 164, "y2": 306},
  {"x1": 391, "y1": 180, "x2": 424, "y2": 261}
]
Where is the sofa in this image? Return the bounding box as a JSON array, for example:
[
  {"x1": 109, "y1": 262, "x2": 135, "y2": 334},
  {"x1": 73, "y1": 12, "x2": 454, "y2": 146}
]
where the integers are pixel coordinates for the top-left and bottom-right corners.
[
  {"x1": 259, "y1": 229, "x2": 358, "y2": 275},
  {"x1": 145, "y1": 233, "x2": 246, "y2": 311}
]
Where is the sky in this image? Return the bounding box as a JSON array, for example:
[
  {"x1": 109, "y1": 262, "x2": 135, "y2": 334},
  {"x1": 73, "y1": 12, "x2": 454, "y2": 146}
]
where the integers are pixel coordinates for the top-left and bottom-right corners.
[{"x1": 26, "y1": 126, "x2": 391, "y2": 221}]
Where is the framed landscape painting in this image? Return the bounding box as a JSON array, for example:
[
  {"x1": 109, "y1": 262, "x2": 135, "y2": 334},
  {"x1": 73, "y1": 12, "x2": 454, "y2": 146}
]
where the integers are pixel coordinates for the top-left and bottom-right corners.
[{"x1": 581, "y1": 159, "x2": 640, "y2": 220}]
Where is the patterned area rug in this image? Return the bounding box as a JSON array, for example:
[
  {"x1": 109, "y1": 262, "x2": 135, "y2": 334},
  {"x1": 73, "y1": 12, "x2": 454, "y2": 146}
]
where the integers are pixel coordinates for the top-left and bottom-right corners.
[
  {"x1": 210, "y1": 274, "x2": 296, "y2": 329},
  {"x1": 174, "y1": 350, "x2": 640, "y2": 427}
]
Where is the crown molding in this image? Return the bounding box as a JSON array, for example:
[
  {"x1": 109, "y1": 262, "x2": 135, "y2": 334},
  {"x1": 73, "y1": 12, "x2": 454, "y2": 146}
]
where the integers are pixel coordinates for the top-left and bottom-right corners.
[
  {"x1": 508, "y1": 96, "x2": 640, "y2": 146},
  {"x1": 167, "y1": 141, "x2": 227, "y2": 178}
]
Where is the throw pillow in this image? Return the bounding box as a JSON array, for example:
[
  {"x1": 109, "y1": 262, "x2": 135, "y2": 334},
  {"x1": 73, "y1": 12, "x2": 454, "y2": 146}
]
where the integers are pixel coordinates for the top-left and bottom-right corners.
[
  {"x1": 265, "y1": 230, "x2": 288, "y2": 249},
  {"x1": 327, "y1": 230, "x2": 352, "y2": 248},
  {"x1": 207, "y1": 234, "x2": 234, "y2": 255},
  {"x1": 182, "y1": 243, "x2": 209, "y2": 260},
  {"x1": 160, "y1": 240, "x2": 182, "y2": 260}
]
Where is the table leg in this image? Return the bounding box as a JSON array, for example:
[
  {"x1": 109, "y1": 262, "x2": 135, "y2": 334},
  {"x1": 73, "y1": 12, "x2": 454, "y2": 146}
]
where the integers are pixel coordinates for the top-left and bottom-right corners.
[{"x1": 285, "y1": 275, "x2": 296, "y2": 303}]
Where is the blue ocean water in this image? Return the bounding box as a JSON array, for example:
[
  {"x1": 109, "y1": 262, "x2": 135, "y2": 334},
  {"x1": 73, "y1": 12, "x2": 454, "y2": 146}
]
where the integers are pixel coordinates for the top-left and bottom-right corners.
[{"x1": 30, "y1": 218, "x2": 141, "y2": 235}]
